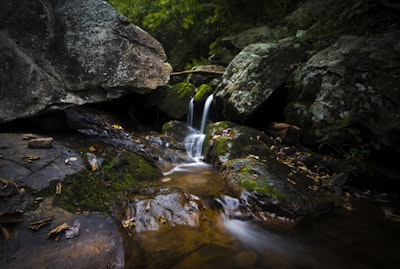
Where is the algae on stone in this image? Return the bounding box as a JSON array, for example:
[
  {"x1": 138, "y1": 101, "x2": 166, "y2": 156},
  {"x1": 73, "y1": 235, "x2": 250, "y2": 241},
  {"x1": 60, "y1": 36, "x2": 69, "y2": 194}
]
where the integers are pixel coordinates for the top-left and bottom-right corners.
[{"x1": 53, "y1": 149, "x2": 162, "y2": 212}]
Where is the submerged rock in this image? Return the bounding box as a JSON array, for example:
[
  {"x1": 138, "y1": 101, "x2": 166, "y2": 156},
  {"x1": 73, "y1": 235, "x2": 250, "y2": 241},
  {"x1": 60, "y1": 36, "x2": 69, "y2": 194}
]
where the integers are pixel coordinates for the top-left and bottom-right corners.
[{"x1": 120, "y1": 188, "x2": 202, "y2": 233}]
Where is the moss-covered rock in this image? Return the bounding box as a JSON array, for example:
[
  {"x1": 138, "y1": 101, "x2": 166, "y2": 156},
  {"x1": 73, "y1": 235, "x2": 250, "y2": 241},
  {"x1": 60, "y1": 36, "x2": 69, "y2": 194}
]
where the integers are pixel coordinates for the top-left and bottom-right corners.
[
  {"x1": 204, "y1": 121, "x2": 274, "y2": 166},
  {"x1": 53, "y1": 148, "x2": 162, "y2": 212},
  {"x1": 222, "y1": 157, "x2": 333, "y2": 230},
  {"x1": 158, "y1": 83, "x2": 195, "y2": 120},
  {"x1": 193, "y1": 84, "x2": 213, "y2": 102}
]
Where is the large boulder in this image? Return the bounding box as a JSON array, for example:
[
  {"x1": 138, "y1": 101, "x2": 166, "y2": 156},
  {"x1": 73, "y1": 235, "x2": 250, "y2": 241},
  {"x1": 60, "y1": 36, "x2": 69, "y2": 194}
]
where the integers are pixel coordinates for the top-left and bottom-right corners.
[
  {"x1": 0, "y1": 0, "x2": 171, "y2": 123},
  {"x1": 215, "y1": 40, "x2": 309, "y2": 123},
  {"x1": 285, "y1": 32, "x2": 400, "y2": 173}
]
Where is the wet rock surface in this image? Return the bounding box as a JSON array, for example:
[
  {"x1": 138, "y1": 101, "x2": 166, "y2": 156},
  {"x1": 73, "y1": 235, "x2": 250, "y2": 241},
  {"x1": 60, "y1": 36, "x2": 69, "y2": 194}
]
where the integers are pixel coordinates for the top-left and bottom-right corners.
[
  {"x1": 1, "y1": 198, "x2": 125, "y2": 269},
  {"x1": 205, "y1": 121, "x2": 335, "y2": 229}
]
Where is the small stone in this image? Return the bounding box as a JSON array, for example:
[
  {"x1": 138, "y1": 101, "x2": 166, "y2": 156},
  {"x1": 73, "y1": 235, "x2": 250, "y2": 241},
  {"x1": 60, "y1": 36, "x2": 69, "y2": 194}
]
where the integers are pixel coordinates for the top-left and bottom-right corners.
[{"x1": 28, "y1": 137, "x2": 53, "y2": 148}]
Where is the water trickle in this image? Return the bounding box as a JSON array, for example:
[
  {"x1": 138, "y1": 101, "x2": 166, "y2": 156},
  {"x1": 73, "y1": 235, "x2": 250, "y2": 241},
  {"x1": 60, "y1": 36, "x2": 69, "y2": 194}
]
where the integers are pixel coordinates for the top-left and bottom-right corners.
[
  {"x1": 184, "y1": 94, "x2": 213, "y2": 162},
  {"x1": 187, "y1": 97, "x2": 194, "y2": 127},
  {"x1": 200, "y1": 94, "x2": 214, "y2": 134}
]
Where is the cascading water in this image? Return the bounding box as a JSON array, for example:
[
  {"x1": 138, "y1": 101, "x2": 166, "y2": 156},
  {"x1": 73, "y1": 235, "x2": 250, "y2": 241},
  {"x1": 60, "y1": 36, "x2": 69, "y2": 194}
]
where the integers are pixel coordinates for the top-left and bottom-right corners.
[
  {"x1": 184, "y1": 94, "x2": 213, "y2": 162},
  {"x1": 187, "y1": 97, "x2": 194, "y2": 127}
]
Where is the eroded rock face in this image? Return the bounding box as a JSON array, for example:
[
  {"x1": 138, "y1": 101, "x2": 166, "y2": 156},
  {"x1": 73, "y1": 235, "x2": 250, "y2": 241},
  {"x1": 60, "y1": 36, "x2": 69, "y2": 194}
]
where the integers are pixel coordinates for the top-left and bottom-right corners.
[
  {"x1": 216, "y1": 40, "x2": 309, "y2": 123},
  {"x1": 0, "y1": 0, "x2": 171, "y2": 123}
]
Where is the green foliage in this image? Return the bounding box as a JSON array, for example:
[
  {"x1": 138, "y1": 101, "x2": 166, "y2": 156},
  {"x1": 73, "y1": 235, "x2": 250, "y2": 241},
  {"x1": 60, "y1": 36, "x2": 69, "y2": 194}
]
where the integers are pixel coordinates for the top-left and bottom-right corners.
[
  {"x1": 106, "y1": 0, "x2": 297, "y2": 69},
  {"x1": 107, "y1": 0, "x2": 227, "y2": 68}
]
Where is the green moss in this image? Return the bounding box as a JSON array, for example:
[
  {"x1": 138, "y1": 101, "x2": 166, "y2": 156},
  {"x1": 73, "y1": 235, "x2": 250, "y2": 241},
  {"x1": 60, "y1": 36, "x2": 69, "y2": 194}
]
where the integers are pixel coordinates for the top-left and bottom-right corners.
[
  {"x1": 193, "y1": 84, "x2": 213, "y2": 102},
  {"x1": 54, "y1": 149, "x2": 161, "y2": 212},
  {"x1": 237, "y1": 178, "x2": 286, "y2": 201},
  {"x1": 173, "y1": 82, "x2": 195, "y2": 98},
  {"x1": 241, "y1": 167, "x2": 251, "y2": 174}
]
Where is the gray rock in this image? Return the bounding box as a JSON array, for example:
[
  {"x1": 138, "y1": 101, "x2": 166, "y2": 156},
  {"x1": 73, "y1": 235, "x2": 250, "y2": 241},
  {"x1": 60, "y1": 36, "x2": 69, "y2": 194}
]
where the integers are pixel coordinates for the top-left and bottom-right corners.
[
  {"x1": 285, "y1": 32, "x2": 400, "y2": 154},
  {"x1": 0, "y1": 0, "x2": 171, "y2": 123},
  {"x1": 122, "y1": 188, "x2": 202, "y2": 233},
  {"x1": 216, "y1": 40, "x2": 309, "y2": 123}
]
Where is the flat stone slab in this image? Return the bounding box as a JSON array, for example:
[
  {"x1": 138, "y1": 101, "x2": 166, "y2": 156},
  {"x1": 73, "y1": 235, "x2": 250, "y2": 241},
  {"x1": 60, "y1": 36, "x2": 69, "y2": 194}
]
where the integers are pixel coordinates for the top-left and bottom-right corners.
[{"x1": 0, "y1": 133, "x2": 85, "y2": 192}]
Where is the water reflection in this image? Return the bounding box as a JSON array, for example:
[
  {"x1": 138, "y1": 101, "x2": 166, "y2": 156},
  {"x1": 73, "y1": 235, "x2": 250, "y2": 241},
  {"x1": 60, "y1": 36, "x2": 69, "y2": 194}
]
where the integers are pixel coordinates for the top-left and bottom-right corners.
[{"x1": 135, "y1": 164, "x2": 400, "y2": 269}]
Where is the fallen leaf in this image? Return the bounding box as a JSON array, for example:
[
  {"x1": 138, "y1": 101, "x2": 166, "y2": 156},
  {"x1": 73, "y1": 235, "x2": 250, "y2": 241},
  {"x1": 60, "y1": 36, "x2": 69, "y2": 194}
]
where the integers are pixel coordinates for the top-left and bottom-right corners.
[
  {"x1": 122, "y1": 218, "x2": 136, "y2": 229},
  {"x1": 112, "y1": 124, "x2": 123, "y2": 130},
  {"x1": 22, "y1": 134, "x2": 37, "y2": 140},
  {"x1": 55, "y1": 182, "x2": 62, "y2": 195},
  {"x1": 286, "y1": 178, "x2": 296, "y2": 185},
  {"x1": 0, "y1": 224, "x2": 10, "y2": 239},
  {"x1": 19, "y1": 187, "x2": 25, "y2": 196},
  {"x1": 159, "y1": 216, "x2": 167, "y2": 223},
  {"x1": 0, "y1": 177, "x2": 19, "y2": 197},
  {"x1": 29, "y1": 218, "x2": 52, "y2": 231},
  {"x1": 47, "y1": 223, "x2": 70, "y2": 241},
  {"x1": 25, "y1": 155, "x2": 41, "y2": 163},
  {"x1": 145, "y1": 201, "x2": 151, "y2": 211},
  {"x1": 0, "y1": 210, "x2": 23, "y2": 225}
]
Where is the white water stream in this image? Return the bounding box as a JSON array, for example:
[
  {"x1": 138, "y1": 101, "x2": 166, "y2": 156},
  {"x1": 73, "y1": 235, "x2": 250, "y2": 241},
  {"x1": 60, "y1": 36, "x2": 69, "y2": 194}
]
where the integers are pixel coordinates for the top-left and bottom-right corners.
[{"x1": 184, "y1": 94, "x2": 213, "y2": 162}]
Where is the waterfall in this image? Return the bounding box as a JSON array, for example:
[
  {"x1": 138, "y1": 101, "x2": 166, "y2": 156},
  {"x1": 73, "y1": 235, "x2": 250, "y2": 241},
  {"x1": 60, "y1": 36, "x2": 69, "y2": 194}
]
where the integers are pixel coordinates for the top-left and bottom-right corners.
[
  {"x1": 200, "y1": 94, "x2": 214, "y2": 134},
  {"x1": 184, "y1": 94, "x2": 213, "y2": 162},
  {"x1": 187, "y1": 97, "x2": 194, "y2": 127}
]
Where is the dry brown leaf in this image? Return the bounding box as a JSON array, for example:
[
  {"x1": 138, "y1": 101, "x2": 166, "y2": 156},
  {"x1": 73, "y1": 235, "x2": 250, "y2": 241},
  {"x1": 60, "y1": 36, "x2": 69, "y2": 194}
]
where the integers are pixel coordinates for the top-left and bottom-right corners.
[
  {"x1": 0, "y1": 177, "x2": 19, "y2": 197},
  {"x1": 29, "y1": 218, "x2": 52, "y2": 231},
  {"x1": 0, "y1": 224, "x2": 10, "y2": 239},
  {"x1": 0, "y1": 210, "x2": 23, "y2": 226},
  {"x1": 159, "y1": 216, "x2": 167, "y2": 223},
  {"x1": 25, "y1": 155, "x2": 41, "y2": 163},
  {"x1": 47, "y1": 223, "x2": 70, "y2": 240},
  {"x1": 22, "y1": 134, "x2": 38, "y2": 140},
  {"x1": 286, "y1": 178, "x2": 297, "y2": 185},
  {"x1": 55, "y1": 182, "x2": 62, "y2": 195}
]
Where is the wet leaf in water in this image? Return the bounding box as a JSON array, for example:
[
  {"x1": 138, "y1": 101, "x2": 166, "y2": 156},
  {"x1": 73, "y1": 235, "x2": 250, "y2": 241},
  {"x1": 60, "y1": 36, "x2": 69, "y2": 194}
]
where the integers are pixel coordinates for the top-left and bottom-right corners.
[{"x1": 29, "y1": 218, "x2": 52, "y2": 231}]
